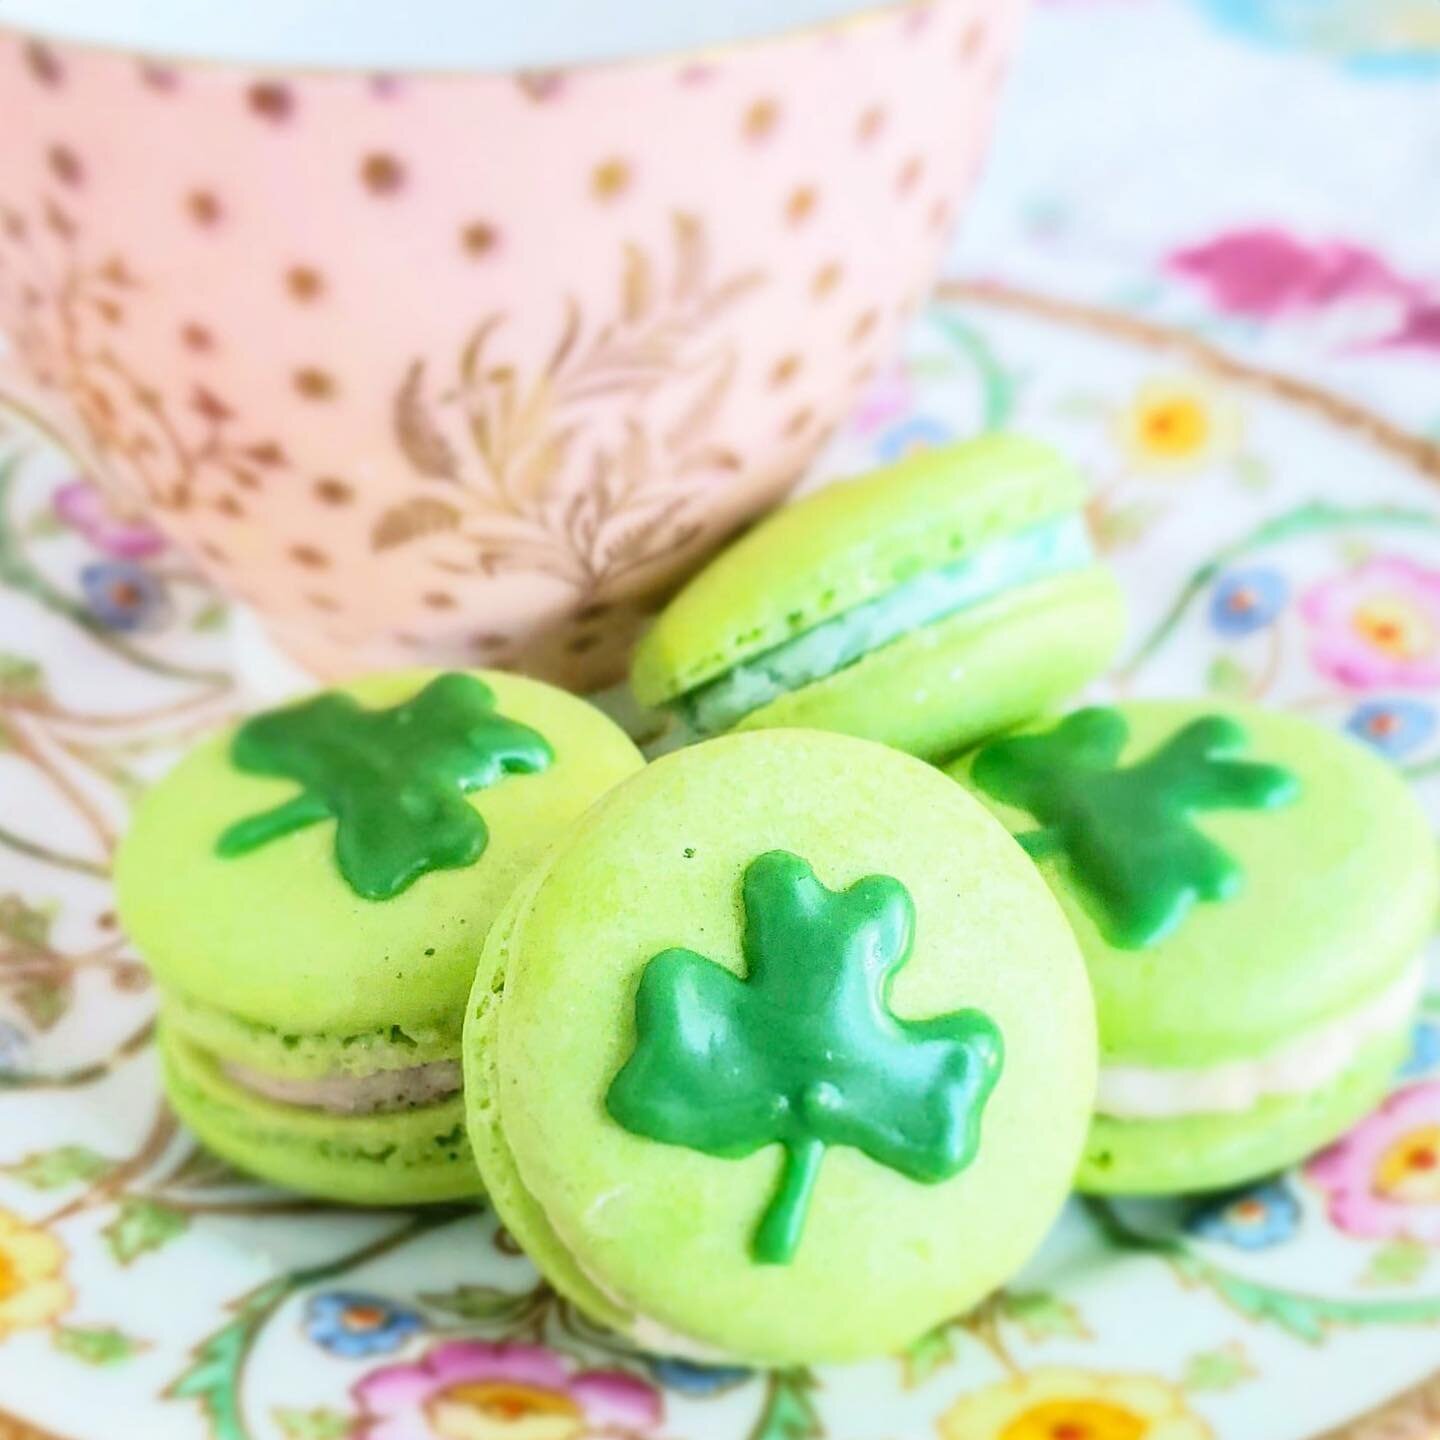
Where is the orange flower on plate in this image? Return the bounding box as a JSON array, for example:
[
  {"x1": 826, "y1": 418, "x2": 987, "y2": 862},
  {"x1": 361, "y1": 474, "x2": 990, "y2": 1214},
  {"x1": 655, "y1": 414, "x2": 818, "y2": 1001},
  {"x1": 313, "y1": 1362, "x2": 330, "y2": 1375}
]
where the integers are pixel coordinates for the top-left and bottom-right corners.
[
  {"x1": 1114, "y1": 378, "x2": 1242, "y2": 475},
  {"x1": 938, "y1": 1367, "x2": 1213, "y2": 1440},
  {"x1": 0, "y1": 1209, "x2": 71, "y2": 1338}
]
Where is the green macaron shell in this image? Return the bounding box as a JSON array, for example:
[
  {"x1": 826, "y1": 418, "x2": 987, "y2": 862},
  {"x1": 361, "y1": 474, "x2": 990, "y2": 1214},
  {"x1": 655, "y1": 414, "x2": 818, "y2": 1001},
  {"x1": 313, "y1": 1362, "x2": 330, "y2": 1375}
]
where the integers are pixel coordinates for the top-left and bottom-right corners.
[
  {"x1": 730, "y1": 565, "x2": 1123, "y2": 762},
  {"x1": 115, "y1": 668, "x2": 644, "y2": 1062},
  {"x1": 952, "y1": 701, "x2": 1437, "y2": 1070},
  {"x1": 465, "y1": 729, "x2": 1096, "y2": 1364},
  {"x1": 631, "y1": 434, "x2": 1104, "y2": 710},
  {"x1": 1080, "y1": 1028, "x2": 1410, "y2": 1194},
  {"x1": 161, "y1": 1025, "x2": 474, "y2": 1205}
]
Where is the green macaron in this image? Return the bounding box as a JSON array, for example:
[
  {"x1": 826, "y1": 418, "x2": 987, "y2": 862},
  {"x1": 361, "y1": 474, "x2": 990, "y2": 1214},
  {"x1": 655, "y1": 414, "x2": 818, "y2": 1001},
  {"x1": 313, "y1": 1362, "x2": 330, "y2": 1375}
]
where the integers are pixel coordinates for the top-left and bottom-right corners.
[
  {"x1": 951, "y1": 700, "x2": 1438, "y2": 1195},
  {"x1": 115, "y1": 668, "x2": 643, "y2": 1205},
  {"x1": 463, "y1": 728, "x2": 1096, "y2": 1365},
  {"x1": 630, "y1": 435, "x2": 1125, "y2": 761}
]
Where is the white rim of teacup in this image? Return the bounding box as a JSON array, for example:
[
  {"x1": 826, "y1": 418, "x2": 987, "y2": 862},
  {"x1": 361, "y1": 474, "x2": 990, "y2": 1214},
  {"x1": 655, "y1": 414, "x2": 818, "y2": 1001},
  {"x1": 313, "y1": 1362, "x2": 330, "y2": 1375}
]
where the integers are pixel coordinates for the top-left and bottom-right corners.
[{"x1": 0, "y1": 0, "x2": 933, "y2": 75}]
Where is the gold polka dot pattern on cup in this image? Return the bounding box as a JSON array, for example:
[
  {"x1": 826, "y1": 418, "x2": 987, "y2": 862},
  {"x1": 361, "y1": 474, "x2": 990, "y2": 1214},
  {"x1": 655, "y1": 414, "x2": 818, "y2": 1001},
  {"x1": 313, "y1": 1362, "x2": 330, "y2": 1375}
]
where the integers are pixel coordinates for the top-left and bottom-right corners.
[
  {"x1": 138, "y1": 62, "x2": 179, "y2": 92},
  {"x1": 289, "y1": 543, "x2": 329, "y2": 569},
  {"x1": 306, "y1": 592, "x2": 341, "y2": 612},
  {"x1": 2, "y1": 209, "x2": 26, "y2": 241},
  {"x1": 783, "y1": 407, "x2": 815, "y2": 439},
  {"x1": 470, "y1": 632, "x2": 510, "y2": 653},
  {"x1": 897, "y1": 156, "x2": 925, "y2": 196},
  {"x1": 744, "y1": 98, "x2": 780, "y2": 142},
  {"x1": 460, "y1": 221, "x2": 498, "y2": 258},
  {"x1": 23, "y1": 42, "x2": 63, "y2": 87},
  {"x1": 187, "y1": 190, "x2": 223, "y2": 226},
  {"x1": 812, "y1": 262, "x2": 843, "y2": 300},
  {"x1": 200, "y1": 540, "x2": 228, "y2": 564},
  {"x1": 294, "y1": 368, "x2": 336, "y2": 401},
  {"x1": 769, "y1": 355, "x2": 802, "y2": 389},
  {"x1": 856, "y1": 106, "x2": 886, "y2": 144},
  {"x1": 361, "y1": 153, "x2": 406, "y2": 195},
  {"x1": 233, "y1": 469, "x2": 262, "y2": 492},
  {"x1": 214, "y1": 494, "x2": 245, "y2": 518},
  {"x1": 286, "y1": 266, "x2": 325, "y2": 302},
  {"x1": 851, "y1": 361, "x2": 878, "y2": 389},
  {"x1": 591, "y1": 158, "x2": 632, "y2": 202},
  {"x1": 959, "y1": 21, "x2": 986, "y2": 62},
  {"x1": 929, "y1": 198, "x2": 952, "y2": 232},
  {"x1": 786, "y1": 187, "x2": 817, "y2": 226},
  {"x1": 47, "y1": 144, "x2": 83, "y2": 188},
  {"x1": 44, "y1": 199, "x2": 76, "y2": 239},
  {"x1": 247, "y1": 82, "x2": 293, "y2": 122},
  {"x1": 312, "y1": 476, "x2": 352, "y2": 505},
  {"x1": 423, "y1": 591, "x2": 456, "y2": 610},
  {"x1": 850, "y1": 309, "x2": 880, "y2": 344},
  {"x1": 181, "y1": 323, "x2": 214, "y2": 351},
  {"x1": 96, "y1": 298, "x2": 124, "y2": 326}
]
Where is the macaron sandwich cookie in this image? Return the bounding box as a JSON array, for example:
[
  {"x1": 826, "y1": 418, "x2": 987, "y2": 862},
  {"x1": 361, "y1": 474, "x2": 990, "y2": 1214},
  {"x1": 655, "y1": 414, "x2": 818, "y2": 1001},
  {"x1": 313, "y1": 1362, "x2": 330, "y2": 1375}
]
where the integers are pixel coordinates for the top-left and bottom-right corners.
[
  {"x1": 630, "y1": 435, "x2": 1125, "y2": 761},
  {"x1": 464, "y1": 728, "x2": 1096, "y2": 1364},
  {"x1": 116, "y1": 669, "x2": 643, "y2": 1204},
  {"x1": 952, "y1": 701, "x2": 1437, "y2": 1195}
]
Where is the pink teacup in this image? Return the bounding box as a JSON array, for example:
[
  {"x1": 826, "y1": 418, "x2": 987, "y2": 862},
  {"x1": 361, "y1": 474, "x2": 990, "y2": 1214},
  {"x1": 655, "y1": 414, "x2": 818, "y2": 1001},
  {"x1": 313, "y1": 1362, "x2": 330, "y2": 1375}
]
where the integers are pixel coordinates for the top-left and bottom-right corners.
[{"x1": 0, "y1": 0, "x2": 1024, "y2": 688}]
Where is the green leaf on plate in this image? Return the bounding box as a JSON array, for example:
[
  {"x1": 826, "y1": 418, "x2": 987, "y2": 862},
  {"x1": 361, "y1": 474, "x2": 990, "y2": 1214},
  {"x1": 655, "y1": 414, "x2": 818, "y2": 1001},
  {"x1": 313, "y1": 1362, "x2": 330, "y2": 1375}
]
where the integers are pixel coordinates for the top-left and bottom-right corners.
[
  {"x1": 996, "y1": 1289, "x2": 1091, "y2": 1343},
  {"x1": 417, "y1": 1284, "x2": 536, "y2": 1326},
  {"x1": 272, "y1": 1408, "x2": 351, "y2": 1440},
  {"x1": 1232, "y1": 454, "x2": 1271, "y2": 491},
  {"x1": 52, "y1": 1325, "x2": 149, "y2": 1366},
  {"x1": 1, "y1": 1145, "x2": 111, "y2": 1190},
  {"x1": 191, "y1": 599, "x2": 227, "y2": 633},
  {"x1": 1362, "y1": 1238, "x2": 1429, "y2": 1288},
  {"x1": 0, "y1": 892, "x2": 56, "y2": 950},
  {"x1": 10, "y1": 976, "x2": 71, "y2": 1031},
  {"x1": 25, "y1": 508, "x2": 66, "y2": 539},
  {"x1": 1206, "y1": 654, "x2": 1252, "y2": 698},
  {"x1": 899, "y1": 1323, "x2": 955, "y2": 1388},
  {"x1": 1182, "y1": 1341, "x2": 1255, "y2": 1392},
  {"x1": 750, "y1": 1370, "x2": 822, "y2": 1440},
  {"x1": 1090, "y1": 500, "x2": 1164, "y2": 552},
  {"x1": 0, "y1": 651, "x2": 44, "y2": 697},
  {"x1": 103, "y1": 1198, "x2": 188, "y2": 1265}
]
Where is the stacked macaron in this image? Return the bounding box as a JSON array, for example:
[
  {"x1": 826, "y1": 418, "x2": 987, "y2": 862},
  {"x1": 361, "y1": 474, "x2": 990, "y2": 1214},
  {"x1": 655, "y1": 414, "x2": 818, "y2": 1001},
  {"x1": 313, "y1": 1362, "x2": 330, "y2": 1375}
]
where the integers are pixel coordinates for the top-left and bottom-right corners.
[
  {"x1": 112, "y1": 432, "x2": 1436, "y2": 1369},
  {"x1": 116, "y1": 669, "x2": 643, "y2": 1204}
]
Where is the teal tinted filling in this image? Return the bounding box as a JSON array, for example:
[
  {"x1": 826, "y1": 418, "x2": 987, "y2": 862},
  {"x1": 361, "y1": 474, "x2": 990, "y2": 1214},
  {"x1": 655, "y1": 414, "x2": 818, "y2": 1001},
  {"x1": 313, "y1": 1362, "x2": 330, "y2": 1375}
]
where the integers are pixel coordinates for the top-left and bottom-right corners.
[{"x1": 675, "y1": 514, "x2": 1093, "y2": 735}]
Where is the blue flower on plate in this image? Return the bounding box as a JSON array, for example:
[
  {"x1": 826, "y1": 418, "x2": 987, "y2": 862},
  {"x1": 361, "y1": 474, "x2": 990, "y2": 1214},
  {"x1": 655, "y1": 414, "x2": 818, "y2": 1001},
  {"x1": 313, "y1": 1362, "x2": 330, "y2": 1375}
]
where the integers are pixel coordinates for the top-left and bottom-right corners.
[
  {"x1": 1209, "y1": 568, "x2": 1289, "y2": 636},
  {"x1": 647, "y1": 1356, "x2": 752, "y2": 1396},
  {"x1": 0, "y1": 1019, "x2": 28, "y2": 1075},
  {"x1": 1186, "y1": 1179, "x2": 1301, "y2": 1250},
  {"x1": 304, "y1": 1291, "x2": 425, "y2": 1358},
  {"x1": 80, "y1": 560, "x2": 169, "y2": 632},
  {"x1": 1346, "y1": 699, "x2": 1437, "y2": 760},
  {"x1": 876, "y1": 415, "x2": 954, "y2": 464},
  {"x1": 1400, "y1": 1019, "x2": 1440, "y2": 1079}
]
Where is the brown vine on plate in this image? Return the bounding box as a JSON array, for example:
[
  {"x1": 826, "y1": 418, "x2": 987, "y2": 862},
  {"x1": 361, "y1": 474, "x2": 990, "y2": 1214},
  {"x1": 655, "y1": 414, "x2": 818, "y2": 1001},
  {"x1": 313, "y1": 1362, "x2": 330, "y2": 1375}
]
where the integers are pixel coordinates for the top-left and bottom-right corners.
[
  {"x1": 383, "y1": 211, "x2": 765, "y2": 676},
  {"x1": 0, "y1": 196, "x2": 288, "y2": 512}
]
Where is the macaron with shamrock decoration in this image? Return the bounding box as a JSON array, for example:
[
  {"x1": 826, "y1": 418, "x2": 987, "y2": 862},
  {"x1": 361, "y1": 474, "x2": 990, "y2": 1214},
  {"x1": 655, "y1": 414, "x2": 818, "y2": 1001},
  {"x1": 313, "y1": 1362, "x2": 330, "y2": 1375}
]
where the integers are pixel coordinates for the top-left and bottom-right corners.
[
  {"x1": 463, "y1": 728, "x2": 1096, "y2": 1364},
  {"x1": 950, "y1": 700, "x2": 1438, "y2": 1195},
  {"x1": 115, "y1": 669, "x2": 643, "y2": 1205},
  {"x1": 630, "y1": 435, "x2": 1125, "y2": 761}
]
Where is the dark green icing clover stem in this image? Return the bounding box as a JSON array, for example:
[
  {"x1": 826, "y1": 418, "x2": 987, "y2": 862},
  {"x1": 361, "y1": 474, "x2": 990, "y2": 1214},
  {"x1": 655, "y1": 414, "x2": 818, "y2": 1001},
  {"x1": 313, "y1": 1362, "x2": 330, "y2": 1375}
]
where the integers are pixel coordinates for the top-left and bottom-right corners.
[
  {"x1": 605, "y1": 850, "x2": 1003, "y2": 1265},
  {"x1": 216, "y1": 673, "x2": 552, "y2": 900},
  {"x1": 971, "y1": 707, "x2": 1298, "y2": 949}
]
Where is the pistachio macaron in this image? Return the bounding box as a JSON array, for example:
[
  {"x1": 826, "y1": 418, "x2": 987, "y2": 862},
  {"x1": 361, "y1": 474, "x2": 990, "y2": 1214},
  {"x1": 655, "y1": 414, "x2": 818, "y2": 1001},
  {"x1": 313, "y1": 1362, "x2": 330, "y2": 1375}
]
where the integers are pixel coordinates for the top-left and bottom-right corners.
[
  {"x1": 115, "y1": 669, "x2": 643, "y2": 1204},
  {"x1": 952, "y1": 701, "x2": 1437, "y2": 1194},
  {"x1": 464, "y1": 728, "x2": 1096, "y2": 1365},
  {"x1": 630, "y1": 435, "x2": 1125, "y2": 761}
]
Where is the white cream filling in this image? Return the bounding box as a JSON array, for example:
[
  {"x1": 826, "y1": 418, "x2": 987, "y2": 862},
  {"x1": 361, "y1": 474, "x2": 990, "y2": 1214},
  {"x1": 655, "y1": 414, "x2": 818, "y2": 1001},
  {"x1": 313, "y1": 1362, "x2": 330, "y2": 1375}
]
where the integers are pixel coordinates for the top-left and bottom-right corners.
[
  {"x1": 222, "y1": 1058, "x2": 462, "y2": 1115},
  {"x1": 1097, "y1": 960, "x2": 1425, "y2": 1120}
]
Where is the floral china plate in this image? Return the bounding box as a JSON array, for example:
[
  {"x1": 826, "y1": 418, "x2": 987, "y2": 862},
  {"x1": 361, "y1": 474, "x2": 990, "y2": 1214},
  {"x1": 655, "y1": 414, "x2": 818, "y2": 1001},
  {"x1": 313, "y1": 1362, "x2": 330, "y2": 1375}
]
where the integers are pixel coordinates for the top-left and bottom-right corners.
[{"x1": 2, "y1": 280, "x2": 1440, "y2": 1440}]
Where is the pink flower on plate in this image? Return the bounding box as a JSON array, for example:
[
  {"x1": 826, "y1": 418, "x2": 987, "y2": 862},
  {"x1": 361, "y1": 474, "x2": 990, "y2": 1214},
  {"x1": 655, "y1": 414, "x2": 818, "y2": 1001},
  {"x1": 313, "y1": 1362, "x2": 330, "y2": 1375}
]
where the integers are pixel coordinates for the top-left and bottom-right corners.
[
  {"x1": 353, "y1": 1341, "x2": 663, "y2": 1440},
  {"x1": 1375, "y1": 299, "x2": 1440, "y2": 354},
  {"x1": 1167, "y1": 228, "x2": 1418, "y2": 320},
  {"x1": 52, "y1": 478, "x2": 166, "y2": 559},
  {"x1": 1307, "y1": 1081, "x2": 1440, "y2": 1243},
  {"x1": 1300, "y1": 555, "x2": 1440, "y2": 690}
]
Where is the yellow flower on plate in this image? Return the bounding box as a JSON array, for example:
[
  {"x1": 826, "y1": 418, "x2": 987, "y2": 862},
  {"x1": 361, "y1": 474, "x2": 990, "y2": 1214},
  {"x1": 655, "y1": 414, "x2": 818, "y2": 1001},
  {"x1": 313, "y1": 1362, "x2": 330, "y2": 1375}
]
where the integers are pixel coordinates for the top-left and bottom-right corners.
[
  {"x1": 1114, "y1": 378, "x2": 1241, "y2": 475},
  {"x1": 0, "y1": 1209, "x2": 72, "y2": 1338},
  {"x1": 938, "y1": 1368, "x2": 1213, "y2": 1440}
]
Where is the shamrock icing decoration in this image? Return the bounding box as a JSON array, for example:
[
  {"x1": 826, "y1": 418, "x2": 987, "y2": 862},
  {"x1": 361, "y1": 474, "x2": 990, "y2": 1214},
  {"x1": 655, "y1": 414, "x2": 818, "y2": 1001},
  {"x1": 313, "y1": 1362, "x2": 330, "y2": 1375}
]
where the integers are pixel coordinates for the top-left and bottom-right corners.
[
  {"x1": 216, "y1": 673, "x2": 552, "y2": 900},
  {"x1": 606, "y1": 850, "x2": 1003, "y2": 1265},
  {"x1": 971, "y1": 707, "x2": 1299, "y2": 948}
]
